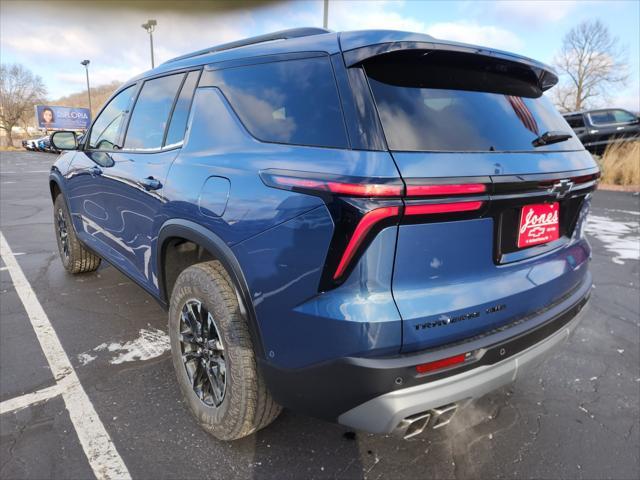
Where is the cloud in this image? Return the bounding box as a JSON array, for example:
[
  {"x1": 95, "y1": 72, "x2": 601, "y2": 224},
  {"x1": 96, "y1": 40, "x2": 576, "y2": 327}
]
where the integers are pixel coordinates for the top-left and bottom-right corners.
[
  {"x1": 0, "y1": 2, "x2": 259, "y2": 97},
  {"x1": 325, "y1": 0, "x2": 426, "y2": 32},
  {"x1": 488, "y1": 0, "x2": 578, "y2": 26},
  {"x1": 3, "y1": 26, "x2": 102, "y2": 58},
  {"x1": 610, "y1": 90, "x2": 640, "y2": 112},
  {"x1": 55, "y1": 66, "x2": 142, "y2": 88},
  {"x1": 426, "y1": 21, "x2": 523, "y2": 51},
  {"x1": 258, "y1": 0, "x2": 426, "y2": 34}
]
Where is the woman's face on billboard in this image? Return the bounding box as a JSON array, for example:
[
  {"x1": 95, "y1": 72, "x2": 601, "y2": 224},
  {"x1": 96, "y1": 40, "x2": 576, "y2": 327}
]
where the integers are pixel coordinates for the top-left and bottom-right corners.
[{"x1": 43, "y1": 109, "x2": 53, "y2": 123}]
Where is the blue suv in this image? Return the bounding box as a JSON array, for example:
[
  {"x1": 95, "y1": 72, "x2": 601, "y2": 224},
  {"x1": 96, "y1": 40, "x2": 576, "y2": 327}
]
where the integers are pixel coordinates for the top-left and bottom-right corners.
[{"x1": 49, "y1": 28, "x2": 598, "y2": 440}]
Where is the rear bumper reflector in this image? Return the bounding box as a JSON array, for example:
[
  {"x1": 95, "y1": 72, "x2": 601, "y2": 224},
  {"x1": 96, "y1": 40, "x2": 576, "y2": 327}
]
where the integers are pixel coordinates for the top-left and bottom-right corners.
[{"x1": 415, "y1": 353, "x2": 468, "y2": 374}]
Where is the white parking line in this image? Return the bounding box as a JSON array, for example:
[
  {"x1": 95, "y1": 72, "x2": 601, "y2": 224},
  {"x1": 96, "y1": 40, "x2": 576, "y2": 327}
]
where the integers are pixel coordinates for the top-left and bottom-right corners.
[
  {"x1": 0, "y1": 231, "x2": 131, "y2": 480},
  {"x1": 0, "y1": 384, "x2": 61, "y2": 415}
]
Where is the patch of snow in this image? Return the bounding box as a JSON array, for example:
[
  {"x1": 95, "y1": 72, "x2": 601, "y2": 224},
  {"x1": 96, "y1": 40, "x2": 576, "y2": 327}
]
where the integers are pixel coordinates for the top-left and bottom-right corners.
[
  {"x1": 106, "y1": 328, "x2": 170, "y2": 365},
  {"x1": 77, "y1": 352, "x2": 96, "y2": 365},
  {"x1": 585, "y1": 215, "x2": 639, "y2": 264},
  {"x1": 607, "y1": 209, "x2": 640, "y2": 216},
  {"x1": 76, "y1": 328, "x2": 170, "y2": 366}
]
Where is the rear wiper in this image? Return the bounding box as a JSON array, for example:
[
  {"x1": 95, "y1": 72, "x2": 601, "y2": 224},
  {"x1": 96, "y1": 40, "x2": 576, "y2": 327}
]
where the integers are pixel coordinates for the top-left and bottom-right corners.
[{"x1": 532, "y1": 130, "x2": 573, "y2": 147}]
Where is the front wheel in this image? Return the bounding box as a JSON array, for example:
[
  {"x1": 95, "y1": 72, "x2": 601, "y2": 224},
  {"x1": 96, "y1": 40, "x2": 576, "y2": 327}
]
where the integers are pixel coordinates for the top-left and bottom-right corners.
[{"x1": 168, "y1": 261, "x2": 281, "y2": 441}]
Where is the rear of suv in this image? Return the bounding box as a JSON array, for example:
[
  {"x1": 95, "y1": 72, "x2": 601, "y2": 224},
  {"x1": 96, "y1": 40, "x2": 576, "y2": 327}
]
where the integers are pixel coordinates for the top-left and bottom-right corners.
[{"x1": 49, "y1": 28, "x2": 597, "y2": 440}]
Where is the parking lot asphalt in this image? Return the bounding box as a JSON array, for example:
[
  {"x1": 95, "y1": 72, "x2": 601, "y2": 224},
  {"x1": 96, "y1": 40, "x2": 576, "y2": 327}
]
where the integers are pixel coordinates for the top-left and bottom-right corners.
[{"x1": 1, "y1": 150, "x2": 638, "y2": 480}]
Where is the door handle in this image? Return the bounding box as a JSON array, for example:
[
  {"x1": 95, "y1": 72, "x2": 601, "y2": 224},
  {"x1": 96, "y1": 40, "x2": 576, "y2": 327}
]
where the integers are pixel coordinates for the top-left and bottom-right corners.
[
  {"x1": 139, "y1": 176, "x2": 162, "y2": 191},
  {"x1": 89, "y1": 166, "x2": 102, "y2": 177}
]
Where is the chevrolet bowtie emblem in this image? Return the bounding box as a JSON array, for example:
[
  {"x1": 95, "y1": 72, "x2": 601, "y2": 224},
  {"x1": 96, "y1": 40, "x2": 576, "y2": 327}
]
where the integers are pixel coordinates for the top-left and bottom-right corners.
[{"x1": 548, "y1": 179, "x2": 574, "y2": 199}]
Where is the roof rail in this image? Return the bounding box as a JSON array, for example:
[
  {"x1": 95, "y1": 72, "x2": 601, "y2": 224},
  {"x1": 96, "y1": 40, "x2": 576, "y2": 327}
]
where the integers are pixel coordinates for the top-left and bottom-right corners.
[{"x1": 163, "y1": 27, "x2": 331, "y2": 65}]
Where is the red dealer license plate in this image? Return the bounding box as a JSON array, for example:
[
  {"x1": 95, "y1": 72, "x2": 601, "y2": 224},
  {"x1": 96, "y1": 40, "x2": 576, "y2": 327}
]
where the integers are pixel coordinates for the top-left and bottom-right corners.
[{"x1": 517, "y1": 202, "x2": 560, "y2": 248}]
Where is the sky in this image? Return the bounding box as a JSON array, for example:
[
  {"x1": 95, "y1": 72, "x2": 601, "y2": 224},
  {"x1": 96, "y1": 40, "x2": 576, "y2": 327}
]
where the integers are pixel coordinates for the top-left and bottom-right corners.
[{"x1": 1, "y1": 0, "x2": 638, "y2": 110}]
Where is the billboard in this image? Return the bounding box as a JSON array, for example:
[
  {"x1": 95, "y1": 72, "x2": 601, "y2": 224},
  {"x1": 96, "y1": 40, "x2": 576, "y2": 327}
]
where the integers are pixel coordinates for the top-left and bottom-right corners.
[{"x1": 35, "y1": 105, "x2": 91, "y2": 130}]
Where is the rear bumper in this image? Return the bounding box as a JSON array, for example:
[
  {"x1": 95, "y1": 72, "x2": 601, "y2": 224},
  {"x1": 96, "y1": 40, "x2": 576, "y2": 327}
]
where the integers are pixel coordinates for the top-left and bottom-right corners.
[
  {"x1": 261, "y1": 272, "x2": 591, "y2": 432},
  {"x1": 338, "y1": 298, "x2": 588, "y2": 433}
]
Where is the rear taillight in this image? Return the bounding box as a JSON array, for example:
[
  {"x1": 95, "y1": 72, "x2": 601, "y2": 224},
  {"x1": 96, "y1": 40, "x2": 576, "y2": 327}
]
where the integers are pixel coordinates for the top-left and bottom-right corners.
[
  {"x1": 405, "y1": 201, "x2": 484, "y2": 216},
  {"x1": 261, "y1": 170, "x2": 488, "y2": 287},
  {"x1": 406, "y1": 183, "x2": 486, "y2": 196},
  {"x1": 265, "y1": 172, "x2": 404, "y2": 197},
  {"x1": 333, "y1": 206, "x2": 400, "y2": 279}
]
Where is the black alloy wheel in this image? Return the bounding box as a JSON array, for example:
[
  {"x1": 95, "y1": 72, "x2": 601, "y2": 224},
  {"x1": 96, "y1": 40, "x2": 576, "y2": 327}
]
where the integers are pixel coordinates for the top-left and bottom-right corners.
[
  {"x1": 179, "y1": 299, "x2": 227, "y2": 407},
  {"x1": 56, "y1": 207, "x2": 70, "y2": 260}
]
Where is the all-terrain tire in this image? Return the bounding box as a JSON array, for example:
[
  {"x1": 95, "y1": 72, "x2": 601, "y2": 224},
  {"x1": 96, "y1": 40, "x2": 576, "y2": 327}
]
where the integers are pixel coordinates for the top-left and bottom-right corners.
[
  {"x1": 169, "y1": 261, "x2": 281, "y2": 440},
  {"x1": 53, "y1": 194, "x2": 101, "y2": 273}
]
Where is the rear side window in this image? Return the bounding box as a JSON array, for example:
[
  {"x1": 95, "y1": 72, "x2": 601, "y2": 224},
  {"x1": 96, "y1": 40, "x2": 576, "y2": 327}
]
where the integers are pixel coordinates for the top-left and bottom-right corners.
[
  {"x1": 565, "y1": 115, "x2": 585, "y2": 128},
  {"x1": 124, "y1": 73, "x2": 184, "y2": 150},
  {"x1": 364, "y1": 50, "x2": 582, "y2": 152},
  {"x1": 89, "y1": 85, "x2": 135, "y2": 150},
  {"x1": 588, "y1": 110, "x2": 616, "y2": 125},
  {"x1": 164, "y1": 70, "x2": 200, "y2": 147},
  {"x1": 209, "y1": 56, "x2": 348, "y2": 148}
]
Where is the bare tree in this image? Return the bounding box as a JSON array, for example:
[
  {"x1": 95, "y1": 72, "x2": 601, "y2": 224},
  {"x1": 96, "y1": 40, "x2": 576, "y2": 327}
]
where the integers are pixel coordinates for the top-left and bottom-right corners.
[
  {"x1": 0, "y1": 63, "x2": 46, "y2": 146},
  {"x1": 552, "y1": 20, "x2": 628, "y2": 112}
]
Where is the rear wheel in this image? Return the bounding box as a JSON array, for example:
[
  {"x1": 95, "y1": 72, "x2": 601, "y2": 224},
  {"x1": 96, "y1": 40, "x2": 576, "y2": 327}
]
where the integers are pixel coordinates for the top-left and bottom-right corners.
[
  {"x1": 168, "y1": 261, "x2": 281, "y2": 441},
  {"x1": 53, "y1": 194, "x2": 101, "y2": 273}
]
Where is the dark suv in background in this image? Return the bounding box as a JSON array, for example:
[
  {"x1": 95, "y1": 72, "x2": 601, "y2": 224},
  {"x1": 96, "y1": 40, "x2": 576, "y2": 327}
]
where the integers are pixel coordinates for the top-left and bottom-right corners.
[
  {"x1": 49, "y1": 28, "x2": 598, "y2": 441},
  {"x1": 564, "y1": 108, "x2": 640, "y2": 154}
]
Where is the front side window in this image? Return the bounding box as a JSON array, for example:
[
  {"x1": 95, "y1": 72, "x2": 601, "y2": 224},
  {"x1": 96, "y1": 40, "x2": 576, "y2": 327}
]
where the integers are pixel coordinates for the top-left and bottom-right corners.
[
  {"x1": 612, "y1": 109, "x2": 638, "y2": 123},
  {"x1": 88, "y1": 85, "x2": 135, "y2": 150},
  {"x1": 365, "y1": 50, "x2": 582, "y2": 152},
  {"x1": 208, "y1": 56, "x2": 348, "y2": 148},
  {"x1": 588, "y1": 109, "x2": 637, "y2": 126},
  {"x1": 124, "y1": 73, "x2": 184, "y2": 150}
]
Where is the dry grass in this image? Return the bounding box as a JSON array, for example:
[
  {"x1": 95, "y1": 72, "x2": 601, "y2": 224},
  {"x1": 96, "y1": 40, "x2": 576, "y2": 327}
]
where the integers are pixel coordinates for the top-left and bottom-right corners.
[{"x1": 598, "y1": 141, "x2": 640, "y2": 186}]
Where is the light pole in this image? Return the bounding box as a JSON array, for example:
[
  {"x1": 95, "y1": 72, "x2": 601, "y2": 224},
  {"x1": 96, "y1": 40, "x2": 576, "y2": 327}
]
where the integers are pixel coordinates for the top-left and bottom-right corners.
[
  {"x1": 141, "y1": 19, "x2": 157, "y2": 69},
  {"x1": 80, "y1": 59, "x2": 92, "y2": 117},
  {"x1": 323, "y1": 0, "x2": 329, "y2": 29}
]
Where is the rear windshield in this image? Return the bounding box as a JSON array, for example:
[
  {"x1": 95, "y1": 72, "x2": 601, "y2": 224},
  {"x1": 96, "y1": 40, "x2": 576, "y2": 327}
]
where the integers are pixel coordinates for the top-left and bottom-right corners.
[{"x1": 365, "y1": 50, "x2": 582, "y2": 152}]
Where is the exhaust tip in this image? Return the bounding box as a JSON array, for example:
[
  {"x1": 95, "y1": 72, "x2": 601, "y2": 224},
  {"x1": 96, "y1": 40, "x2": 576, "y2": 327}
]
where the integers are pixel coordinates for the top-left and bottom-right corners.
[
  {"x1": 394, "y1": 411, "x2": 431, "y2": 439},
  {"x1": 430, "y1": 403, "x2": 458, "y2": 429},
  {"x1": 394, "y1": 402, "x2": 459, "y2": 439}
]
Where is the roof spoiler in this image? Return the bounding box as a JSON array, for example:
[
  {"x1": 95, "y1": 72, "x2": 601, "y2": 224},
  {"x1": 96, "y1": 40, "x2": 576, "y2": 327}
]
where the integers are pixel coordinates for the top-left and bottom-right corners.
[
  {"x1": 163, "y1": 27, "x2": 331, "y2": 65},
  {"x1": 342, "y1": 39, "x2": 558, "y2": 91}
]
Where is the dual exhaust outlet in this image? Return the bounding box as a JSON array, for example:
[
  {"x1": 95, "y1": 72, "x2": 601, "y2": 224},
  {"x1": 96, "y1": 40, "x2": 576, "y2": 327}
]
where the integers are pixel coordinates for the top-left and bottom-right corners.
[{"x1": 394, "y1": 403, "x2": 458, "y2": 440}]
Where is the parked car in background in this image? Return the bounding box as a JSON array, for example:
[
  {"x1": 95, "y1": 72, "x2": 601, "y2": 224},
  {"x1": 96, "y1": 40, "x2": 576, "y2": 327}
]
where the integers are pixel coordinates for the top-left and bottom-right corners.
[
  {"x1": 49, "y1": 28, "x2": 597, "y2": 441},
  {"x1": 563, "y1": 108, "x2": 640, "y2": 154},
  {"x1": 24, "y1": 137, "x2": 41, "y2": 151},
  {"x1": 22, "y1": 133, "x2": 69, "y2": 153},
  {"x1": 37, "y1": 136, "x2": 51, "y2": 152}
]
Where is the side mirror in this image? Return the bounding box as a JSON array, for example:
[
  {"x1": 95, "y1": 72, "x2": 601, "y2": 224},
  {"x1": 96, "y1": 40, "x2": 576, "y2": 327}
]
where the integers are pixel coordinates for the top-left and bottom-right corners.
[{"x1": 50, "y1": 131, "x2": 78, "y2": 150}]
